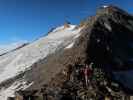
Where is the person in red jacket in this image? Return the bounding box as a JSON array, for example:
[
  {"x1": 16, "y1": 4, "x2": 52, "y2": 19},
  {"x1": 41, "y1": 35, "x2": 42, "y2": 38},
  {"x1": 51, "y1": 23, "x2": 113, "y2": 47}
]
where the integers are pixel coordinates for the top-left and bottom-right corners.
[{"x1": 82, "y1": 63, "x2": 93, "y2": 87}]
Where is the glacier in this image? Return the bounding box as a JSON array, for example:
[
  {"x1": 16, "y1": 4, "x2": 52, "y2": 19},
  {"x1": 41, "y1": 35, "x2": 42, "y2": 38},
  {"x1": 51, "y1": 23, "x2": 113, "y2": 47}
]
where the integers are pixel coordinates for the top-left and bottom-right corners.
[{"x1": 0, "y1": 24, "x2": 81, "y2": 100}]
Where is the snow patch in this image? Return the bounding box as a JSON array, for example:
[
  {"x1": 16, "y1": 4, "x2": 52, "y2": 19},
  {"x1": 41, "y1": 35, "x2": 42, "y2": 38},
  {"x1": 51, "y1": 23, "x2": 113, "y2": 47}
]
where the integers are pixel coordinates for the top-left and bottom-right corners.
[
  {"x1": 51, "y1": 25, "x2": 76, "y2": 33},
  {"x1": 74, "y1": 33, "x2": 81, "y2": 39},
  {"x1": 102, "y1": 5, "x2": 109, "y2": 8},
  {"x1": 0, "y1": 53, "x2": 35, "y2": 83},
  {"x1": 104, "y1": 23, "x2": 112, "y2": 31},
  {"x1": 0, "y1": 80, "x2": 33, "y2": 100},
  {"x1": 52, "y1": 26, "x2": 64, "y2": 33},
  {"x1": 65, "y1": 42, "x2": 74, "y2": 49}
]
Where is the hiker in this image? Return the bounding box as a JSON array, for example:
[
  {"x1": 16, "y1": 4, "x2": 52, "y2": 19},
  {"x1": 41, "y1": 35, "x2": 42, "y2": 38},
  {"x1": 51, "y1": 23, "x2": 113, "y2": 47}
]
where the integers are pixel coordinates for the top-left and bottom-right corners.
[
  {"x1": 82, "y1": 63, "x2": 93, "y2": 87},
  {"x1": 67, "y1": 64, "x2": 73, "y2": 81},
  {"x1": 72, "y1": 64, "x2": 82, "y2": 82},
  {"x1": 74, "y1": 65, "x2": 81, "y2": 82},
  {"x1": 41, "y1": 84, "x2": 48, "y2": 100}
]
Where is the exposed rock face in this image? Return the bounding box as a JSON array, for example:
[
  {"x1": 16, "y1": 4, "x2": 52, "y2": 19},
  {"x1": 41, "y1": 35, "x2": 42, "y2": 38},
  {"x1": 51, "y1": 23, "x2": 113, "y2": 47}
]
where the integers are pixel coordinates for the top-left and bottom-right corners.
[
  {"x1": 85, "y1": 5, "x2": 133, "y2": 91},
  {"x1": 87, "y1": 5, "x2": 133, "y2": 71}
]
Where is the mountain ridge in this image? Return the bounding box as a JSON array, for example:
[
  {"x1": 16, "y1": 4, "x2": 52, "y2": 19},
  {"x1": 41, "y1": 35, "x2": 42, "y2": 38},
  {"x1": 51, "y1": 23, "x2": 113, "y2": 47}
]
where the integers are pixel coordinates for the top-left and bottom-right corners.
[{"x1": 0, "y1": 5, "x2": 133, "y2": 100}]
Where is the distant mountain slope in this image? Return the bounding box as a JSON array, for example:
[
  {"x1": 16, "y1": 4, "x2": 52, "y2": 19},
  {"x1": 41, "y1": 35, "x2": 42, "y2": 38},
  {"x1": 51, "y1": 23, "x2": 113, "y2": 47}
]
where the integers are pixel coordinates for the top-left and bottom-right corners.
[
  {"x1": 0, "y1": 24, "x2": 82, "y2": 99},
  {"x1": 0, "y1": 42, "x2": 28, "y2": 56}
]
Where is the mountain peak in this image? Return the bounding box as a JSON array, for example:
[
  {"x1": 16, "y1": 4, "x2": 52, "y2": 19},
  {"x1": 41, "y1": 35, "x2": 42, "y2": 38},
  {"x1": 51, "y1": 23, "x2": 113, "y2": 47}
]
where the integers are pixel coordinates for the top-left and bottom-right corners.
[{"x1": 96, "y1": 5, "x2": 129, "y2": 16}]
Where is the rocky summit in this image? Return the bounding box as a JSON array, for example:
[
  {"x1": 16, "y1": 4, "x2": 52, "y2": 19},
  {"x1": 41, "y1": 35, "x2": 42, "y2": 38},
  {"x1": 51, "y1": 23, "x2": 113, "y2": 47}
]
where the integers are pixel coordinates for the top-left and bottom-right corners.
[{"x1": 0, "y1": 5, "x2": 133, "y2": 100}]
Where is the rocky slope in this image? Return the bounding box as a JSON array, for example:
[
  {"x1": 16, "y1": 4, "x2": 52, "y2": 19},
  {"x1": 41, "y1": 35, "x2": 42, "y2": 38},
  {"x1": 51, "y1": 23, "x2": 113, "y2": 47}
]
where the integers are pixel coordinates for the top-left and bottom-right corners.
[
  {"x1": 0, "y1": 5, "x2": 133, "y2": 100},
  {"x1": 0, "y1": 24, "x2": 82, "y2": 99}
]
